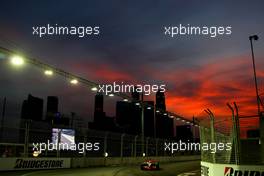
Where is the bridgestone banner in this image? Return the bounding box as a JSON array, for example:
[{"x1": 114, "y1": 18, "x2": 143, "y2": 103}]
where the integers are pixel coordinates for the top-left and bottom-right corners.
[
  {"x1": 201, "y1": 161, "x2": 264, "y2": 176},
  {"x1": 0, "y1": 158, "x2": 71, "y2": 171}
]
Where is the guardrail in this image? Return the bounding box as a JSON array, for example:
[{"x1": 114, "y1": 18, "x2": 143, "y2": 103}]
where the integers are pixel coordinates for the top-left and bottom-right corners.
[{"x1": 0, "y1": 155, "x2": 201, "y2": 171}]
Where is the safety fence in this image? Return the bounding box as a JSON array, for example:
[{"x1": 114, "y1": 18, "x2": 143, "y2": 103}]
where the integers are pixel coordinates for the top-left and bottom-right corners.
[
  {"x1": 199, "y1": 103, "x2": 263, "y2": 165},
  {"x1": 0, "y1": 119, "x2": 199, "y2": 158}
]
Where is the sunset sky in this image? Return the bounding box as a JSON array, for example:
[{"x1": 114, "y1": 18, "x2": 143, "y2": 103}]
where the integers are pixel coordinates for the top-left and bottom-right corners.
[{"x1": 0, "y1": 0, "x2": 263, "y2": 132}]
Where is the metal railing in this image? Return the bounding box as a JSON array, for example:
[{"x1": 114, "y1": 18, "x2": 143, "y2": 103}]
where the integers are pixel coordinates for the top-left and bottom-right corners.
[
  {"x1": 199, "y1": 104, "x2": 262, "y2": 165},
  {"x1": 0, "y1": 119, "x2": 198, "y2": 158}
]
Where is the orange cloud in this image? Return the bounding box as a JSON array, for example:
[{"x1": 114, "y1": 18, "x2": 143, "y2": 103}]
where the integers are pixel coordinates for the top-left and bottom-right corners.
[
  {"x1": 70, "y1": 61, "x2": 135, "y2": 83},
  {"x1": 70, "y1": 55, "x2": 263, "y2": 137},
  {"x1": 158, "y1": 55, "x2": 263, "y2": 136}
]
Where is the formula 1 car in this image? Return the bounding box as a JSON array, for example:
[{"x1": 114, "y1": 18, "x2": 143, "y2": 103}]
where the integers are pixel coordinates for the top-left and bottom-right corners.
[{"x1": 140, "y1": 160, "x2": 160, "y2": 170}]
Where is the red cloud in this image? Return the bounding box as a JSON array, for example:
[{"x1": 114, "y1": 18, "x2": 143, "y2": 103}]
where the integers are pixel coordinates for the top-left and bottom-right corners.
[
  {"x1": 70, "y1": 61, "x2": 135, "y2": 83},
  {"x1": 157, "y1": 55, "x2": 263, "y2": 136},
  {"x1": 70, "y1": 55, "x2": 263, "y2": 137}
]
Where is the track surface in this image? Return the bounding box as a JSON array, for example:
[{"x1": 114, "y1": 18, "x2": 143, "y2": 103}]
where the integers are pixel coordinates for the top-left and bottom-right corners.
[{"x1": 1, "y1": 160, "x2": 200, "y2": 176}]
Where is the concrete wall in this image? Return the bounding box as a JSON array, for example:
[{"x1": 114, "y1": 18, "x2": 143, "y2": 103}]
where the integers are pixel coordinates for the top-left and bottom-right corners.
[{"x1": 71, "y1": 155, "x2": 200, "y2": 168}]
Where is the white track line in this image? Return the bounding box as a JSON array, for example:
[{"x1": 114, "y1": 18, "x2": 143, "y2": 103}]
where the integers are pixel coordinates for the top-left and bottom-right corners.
[{"x1": 177, "y1": 170, "x2": 200, "y2": 176}]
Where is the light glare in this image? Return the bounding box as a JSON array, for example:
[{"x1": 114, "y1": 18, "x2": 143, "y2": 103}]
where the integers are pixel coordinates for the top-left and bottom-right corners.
[
  {"x1": 70, "y1": 79, "x2": 78, "y2": 84},
  {"x1": 11, "y1": 55, "x2": 24, "y2": 66},
  {"x1": 91, "y1": 87, "x2": 98, "y2": 91},
  {"x1": 44, "y1": 70, "x2": 53, "y2": 76}
]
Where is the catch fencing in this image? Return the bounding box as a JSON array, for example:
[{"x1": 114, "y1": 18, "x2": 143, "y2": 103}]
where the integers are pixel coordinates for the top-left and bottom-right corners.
[{"x1": 0, "y1": 119, "x2": 198, "y2": 158}]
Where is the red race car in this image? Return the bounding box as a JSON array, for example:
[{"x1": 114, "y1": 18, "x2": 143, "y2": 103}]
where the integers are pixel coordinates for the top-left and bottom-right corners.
[{"x1": 140, "y1": 160, "x2": 160, "y2": 170}]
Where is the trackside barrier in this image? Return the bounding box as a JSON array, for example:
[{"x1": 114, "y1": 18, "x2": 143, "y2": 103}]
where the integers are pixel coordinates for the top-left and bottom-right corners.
[
  {"x1": 0, "y1": 157, "x2": 71, "y2": 171},
  {"x1": 71, "y1": 155, "x2": 201, "y2": 168},
  {"x1": 0, "y1": 155, "x2": 200, "y2": 171},
  {"x1": 201, "y1": 161, "x2": 264, "y2": 176}
]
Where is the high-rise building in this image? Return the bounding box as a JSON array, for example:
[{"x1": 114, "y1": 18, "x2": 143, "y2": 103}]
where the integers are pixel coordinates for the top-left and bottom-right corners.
[
  {"x1": 21, "y1": 94, "x2": 43, "y2": 121},
  {"x1": 156, "y1": 90, "x2": 166, "y2": 111},
  {"x1": 131, "y1": 88, "x2": 140, "y2": 102},
  {"x1": 144, "y1": 101, "x2": 155, "y2": 137},
  {"x1": 94, "y1": 93, "x2": 105, "y2": 123},
  {"x1": 116, "y1": 101, "x2": 141, "y2": 135},
  {"x1": 20, "y1": 94, "x2": 49, "y2": 143},
  {"x1": 155, "y1": 90, "x2": 174, "y2": 138},
  {"x1": 89, "y1": 93, "x2": 117, "y2": 132},
  {"x1": 21, "y1": 100, "x2": 28, "y2": 119},
  {"x1": 164, "y1": 115, "x2": 174, "y2": 138},
  {"x1": 176, "y1": 125, "x2": 193, "y2": 142},
  {"x1": 116, "y1": 101, "x2": 132, "y2": 127},
  {"x1": 156, "y1": 113, "x2": 174, "y2": 138},
  {"x1": 46, "y1": 96, "x2": 59, "y2": 121}
]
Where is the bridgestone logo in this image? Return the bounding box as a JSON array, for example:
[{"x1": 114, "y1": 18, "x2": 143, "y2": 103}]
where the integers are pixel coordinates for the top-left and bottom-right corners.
[
  {"x1": 224, "y1": 167, "x2": 264, "y2": 176},
  {"x1": 14, "y1": 159, "x2": 64, "y2": 169}
]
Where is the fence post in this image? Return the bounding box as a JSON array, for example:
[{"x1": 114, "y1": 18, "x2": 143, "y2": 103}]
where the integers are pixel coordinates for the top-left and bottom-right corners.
[
  {"x1": 141, "y1": 94, "x2": 145, "y2": 157},
  {"x1": 205, "y1": 109, "x2": 215, "y2": 163},
  {"x1": 155, "y1": 138, "x2": 159, "y2": 156},
  {"x1": 83, "y1": 135, "x2": 87, "y2": 157},
  {"x1": 134, "y1": 135, "x2": 138, "y2": 157},
  {"x1": 104, "y1": 132, "x2": 108, "y2": 156},
  {"x1": 24, "y1": 120, "x2": 30, "y2": 157},
  {"x1": 146, "y1": 137, "x2": 149, "y2": 157},
  {"x1": 120, "y1": 133, "x2": 125, "y2": 158},
  {"x1": 227, "y1": 103, "x2": 239, "y2": 165},
  {"x1": 233, "y1": 102, "x2": 241, "y2": 165},
  {"x1": 56, "y1": 129, "x2": 61, "y2": 158},
  {"x1": 261, "y1": 112, "x2": 264, "y2": 164},
  {"x1": 210, "y1": 113, "x2": 215, "y2": 163},
  {"x1": 163, "y1": 139, "x2": 166, "y2": 156}
]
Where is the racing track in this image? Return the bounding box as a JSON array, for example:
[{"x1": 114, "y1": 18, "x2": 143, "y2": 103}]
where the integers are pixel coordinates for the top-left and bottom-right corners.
[{"x1": 1, "y1": 160, "x2": 200, "y2": 176}]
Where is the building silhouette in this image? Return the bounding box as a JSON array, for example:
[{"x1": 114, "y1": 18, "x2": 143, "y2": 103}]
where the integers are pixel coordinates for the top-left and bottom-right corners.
[
  {"x1": 176, "y1": 125, "x2": 193, "y2": 142},
  {"x1": 93, "y1": 93, "x2": 105, "y2": 123},
  {"x1": 156, "y1": 90, "x2": 166, "y2": 111},
  {"x1": 89, "y1": 93, "x2": 117, "y2": 131},
  {"x1": 155, "y1": 90, "x2": 174, "y2": 138},
  {"x1": 46, "y1": 96, "x2": 59, "y2": 122},
  {"x1": 21, "y1": 94, "x2": 43, "y2": 121},
  {"x1": 20, "y1": 94, "x2": 51, "y2": 143},
  {"x1": 116, "y1": 101, "x2": 141, "y2": 134},
  {"x1": 144, "y1": 101, "x2": 155, "y2": 137},
  {"x1": 131, "y1": 87, "x2": 140, "y2": 102}
]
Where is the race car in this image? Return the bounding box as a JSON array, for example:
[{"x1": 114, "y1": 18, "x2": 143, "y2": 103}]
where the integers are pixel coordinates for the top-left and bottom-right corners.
[{"x1": 140, "y1": 160, "x2": 160, "y2": 170}]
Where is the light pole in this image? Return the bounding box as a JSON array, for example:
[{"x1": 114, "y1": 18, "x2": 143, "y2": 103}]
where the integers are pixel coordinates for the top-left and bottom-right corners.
[
  {"x1": 249, "y1": 35, "x2": 264, "y2": 164},
  {"x1": 204, "y1": 109, "x2": 215, "y2": 163},
  {"x1": 141, "y1": 93, "x2": 145, "y2": 156},
  {"x1": 249, "y1": 35, "x2": 260, "y2": 116},
  {"x1": 0, "y1": 97, "x2": 6, "y2": 141},
  {"x1": 154, "y1": 106, "x2": 156, "y2": 138}
]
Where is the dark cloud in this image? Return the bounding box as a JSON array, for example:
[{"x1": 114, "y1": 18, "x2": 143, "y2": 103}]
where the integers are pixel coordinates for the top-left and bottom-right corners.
[{"x1": 0, "y1": 0, "x2": 264, "y2": 123}]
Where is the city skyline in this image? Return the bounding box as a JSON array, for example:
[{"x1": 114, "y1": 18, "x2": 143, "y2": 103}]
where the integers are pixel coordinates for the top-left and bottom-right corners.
[
  {"x1": 16, "y1": 91, "x2": 177, "y2": 137},
  {"x1": 0, "y1": 0, "x2": 264, "y2": 131},
  {"x1": 0, "y1": 1, "x2": 264, "y2": 174}
]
